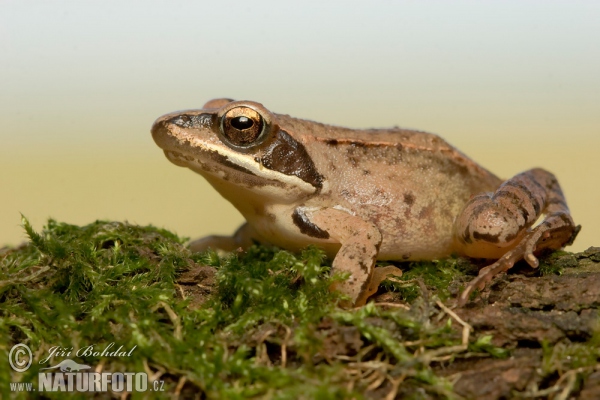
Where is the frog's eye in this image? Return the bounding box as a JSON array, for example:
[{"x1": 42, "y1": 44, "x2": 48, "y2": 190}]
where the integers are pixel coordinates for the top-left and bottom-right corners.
[{"x1": 220, "y1": 106, "x2": 266, "y2": 148}]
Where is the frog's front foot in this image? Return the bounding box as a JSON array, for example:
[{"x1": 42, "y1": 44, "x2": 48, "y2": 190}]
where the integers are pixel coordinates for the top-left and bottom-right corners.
[
  {"x1": 307, "y1": 207, "x2": 403, "y2": 308},
  {"x1": 188, "y1": 223, "x2": 256, "y2": 253}
]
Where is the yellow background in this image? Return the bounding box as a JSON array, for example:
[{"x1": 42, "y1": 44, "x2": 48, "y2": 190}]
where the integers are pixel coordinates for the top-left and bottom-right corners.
[{"x1": 1, "y1": 1, "x2": 598, "y2": 252}]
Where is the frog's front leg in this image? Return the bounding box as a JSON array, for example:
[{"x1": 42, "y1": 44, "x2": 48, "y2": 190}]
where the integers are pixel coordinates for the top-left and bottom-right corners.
[
  {"x1": 454, "y1": 168, "x2": 580, "y2": 306},
  {"x1": 189, "y1": 223, "x2": 256, "y2": 253},
  {"x1": 307, "y1": 207, "x2": 401, "y2": 307}
]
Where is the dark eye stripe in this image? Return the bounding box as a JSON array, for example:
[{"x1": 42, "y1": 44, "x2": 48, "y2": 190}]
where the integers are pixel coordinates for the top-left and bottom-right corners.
[{"x1": 258, "y1": 130, "x2": 323, "y2": 190}]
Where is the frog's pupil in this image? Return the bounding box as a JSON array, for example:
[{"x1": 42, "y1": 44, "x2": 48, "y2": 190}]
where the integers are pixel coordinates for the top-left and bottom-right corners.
[{"x1": 231, "y1": 116, "x2": 253, "y2": 130}]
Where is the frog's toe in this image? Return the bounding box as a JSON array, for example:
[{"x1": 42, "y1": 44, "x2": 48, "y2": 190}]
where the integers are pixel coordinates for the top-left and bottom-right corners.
[
  {"x1": 458, "y1": 261, "x2": 505, "y2": 307},
  {"x1": 457, "y1": 248, "x2": 523, "y2": 307},
  {"x1": 525, "y1": 252, "x2": 539, "y2": 268},
  {"x1": 367, "y1": 265, "x2": 403, "y2": 296},
  {"x1": 349, "y1": 265, "x2": 403, "y2": 307}
]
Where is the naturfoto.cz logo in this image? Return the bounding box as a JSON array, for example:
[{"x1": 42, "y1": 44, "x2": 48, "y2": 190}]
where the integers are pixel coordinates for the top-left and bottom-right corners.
[{"x1": 8, "y1": 343, "x2": 165, "y2": 393}]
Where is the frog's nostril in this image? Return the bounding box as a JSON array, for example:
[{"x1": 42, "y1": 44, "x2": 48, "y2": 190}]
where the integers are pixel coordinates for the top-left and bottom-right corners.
[
  {"x1": 169, "y1": 115, "x2": 193, "y2": 128},
  {"x1": 168, "y1": 113, "x2": 213, "y2": 130}
]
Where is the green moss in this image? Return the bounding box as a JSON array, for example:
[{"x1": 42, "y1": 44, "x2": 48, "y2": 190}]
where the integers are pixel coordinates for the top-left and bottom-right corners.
[
  {"x1": 468, "y1": 335, "x2": 510, "y2": 359},
  {"x1": 532, "y1": 330, "x2": 600, "y2": 397},
  {"x1": 538, "y1": 250, "x2": 579, "y2": 276},
  {"x1": 4, "y1": 217, "x2": 563, "y2": 398},
  {"x1": 541, "y1": 329, "x2": 600, "y2": 375},
  {"x1": 384, "y1": 257, "x2": 469, "y2": 303}
]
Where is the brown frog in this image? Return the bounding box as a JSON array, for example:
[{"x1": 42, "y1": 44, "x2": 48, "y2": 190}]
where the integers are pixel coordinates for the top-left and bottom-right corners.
[{"x1": 151, "y1": 99, "x2": 579, "y2": 307}]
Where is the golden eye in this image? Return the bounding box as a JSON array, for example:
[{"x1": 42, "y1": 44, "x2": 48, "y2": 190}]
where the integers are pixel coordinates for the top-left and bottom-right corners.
[{"x1": 220, "y1": 107, "x2": 265, "y2": 147}]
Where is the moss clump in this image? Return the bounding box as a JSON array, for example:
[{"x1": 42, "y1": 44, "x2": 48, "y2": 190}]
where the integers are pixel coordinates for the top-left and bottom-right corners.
[
  {"x1": 538, "y1": 250, "x2": 579, "y2": 276},
  {"x1": 3, "y1": 217, "x2": 585, "y2": 398},
  {"x1": 384, "y1": 258, "x2": 470, "y2": 303},
  {"x1": 536, "y1": 332, "x2": 600, "y2": 397}
]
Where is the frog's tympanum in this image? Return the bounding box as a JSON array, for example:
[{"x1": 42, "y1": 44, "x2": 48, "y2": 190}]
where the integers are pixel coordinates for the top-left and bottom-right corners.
[{"x1": 152, "y1": 99, "x2": 579, "y2": 307}]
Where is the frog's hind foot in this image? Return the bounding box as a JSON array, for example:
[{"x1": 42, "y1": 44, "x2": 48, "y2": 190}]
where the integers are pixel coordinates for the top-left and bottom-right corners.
[
  {"x1": 454, "y1": 168, "x2": 579, "y2": 306},
  {"x1": 457, "y1": 247, "x2": 524, "y2": 307},
  {"x1": 457, "y1": 214, "x2": 580, "y2": 307}
]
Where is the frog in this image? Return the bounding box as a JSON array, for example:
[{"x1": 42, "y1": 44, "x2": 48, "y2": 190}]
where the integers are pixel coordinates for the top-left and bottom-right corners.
[{"x1": 151, "y1": 99, "x2": 579, "y2": 307}]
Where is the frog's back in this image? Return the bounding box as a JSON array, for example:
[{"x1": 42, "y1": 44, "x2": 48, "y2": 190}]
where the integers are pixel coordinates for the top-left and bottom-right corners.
[
  {"x1": 276, "y1": 113, "x2": 503, "y2": 260},
  {"x1": 275, "y1": 112, "x2": 501, "y2": 191},
  {"x1": 275, "y1": 112, "x2": 450, "y2": 147}
]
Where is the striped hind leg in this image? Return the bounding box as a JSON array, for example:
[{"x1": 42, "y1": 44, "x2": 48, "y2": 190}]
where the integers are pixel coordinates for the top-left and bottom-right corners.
[{"x1": 454, "y1": 168, "x2": 580, "y2": 306}]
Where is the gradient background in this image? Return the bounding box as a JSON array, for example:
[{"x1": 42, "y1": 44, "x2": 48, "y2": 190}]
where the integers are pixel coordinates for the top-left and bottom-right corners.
[{"x1": 1, "y1": 1, "x2": 598, "y2": 252}]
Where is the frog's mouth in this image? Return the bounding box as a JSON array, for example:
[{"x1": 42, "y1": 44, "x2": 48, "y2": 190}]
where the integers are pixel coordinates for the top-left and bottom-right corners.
[{"x1": 164, "y1": 148, "x2": 261, "y2": 182}]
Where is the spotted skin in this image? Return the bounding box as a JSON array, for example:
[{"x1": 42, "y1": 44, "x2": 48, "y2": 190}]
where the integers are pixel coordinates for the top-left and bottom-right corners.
[{"x1": 454, "y1": 168, "x2": 579, "y2": 306}]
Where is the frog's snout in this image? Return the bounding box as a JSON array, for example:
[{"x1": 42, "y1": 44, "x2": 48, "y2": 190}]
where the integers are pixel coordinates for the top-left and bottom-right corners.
[
  {"x1": 151, "y1": 112, "x2": 190, "y2": 150},
  {"x1": 150, "y1": 115, "x2": 170, "y2": 147},
  {"x1": 150, "y1": 111, "x2": 187, "y2": 147}
]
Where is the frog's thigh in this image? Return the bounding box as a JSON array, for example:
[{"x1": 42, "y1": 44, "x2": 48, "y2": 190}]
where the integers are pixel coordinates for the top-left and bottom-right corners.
[
  {"x1": 189, "y1": 223, "x2": 256, "y2": 253},
  {"x1": 454, "y1": 168, "x2": 579, "y2": 306},
  {"x1": 309, "y1": 208, "x2": 382, "y2": 307},
  {"x1": 455, "y1": 168, "x2": 576, "y2": 259}
]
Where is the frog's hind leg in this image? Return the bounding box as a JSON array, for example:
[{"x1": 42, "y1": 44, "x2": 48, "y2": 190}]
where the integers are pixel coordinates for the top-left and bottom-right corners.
[{"x1": 454, "y1": 168, "x2": 580, "y2": 306}]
